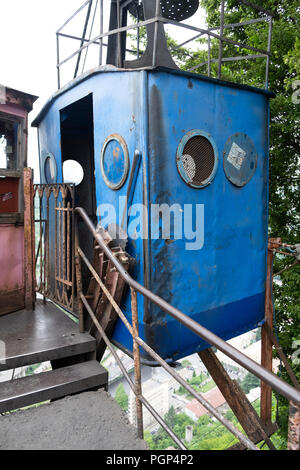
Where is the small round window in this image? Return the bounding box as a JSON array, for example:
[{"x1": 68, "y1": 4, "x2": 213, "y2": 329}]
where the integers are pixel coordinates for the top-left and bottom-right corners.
[
  {"x1": 63, "y1": 160, "x2": 84, "y2": 186},
  {"x1": 223, "y1": 133, "x2": 257, "y2": 187},
  {"x1": 44, "y1": 153, "x2": 57, "y2": 184},
  {"x1": 100, "y1": 135, "x2": 129, "y2": 190},
  {"x1": 176, "y1": 130, "x2": 218, "y2": 188}
]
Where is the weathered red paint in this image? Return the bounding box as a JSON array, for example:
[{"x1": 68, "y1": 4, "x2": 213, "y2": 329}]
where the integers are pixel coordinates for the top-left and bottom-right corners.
[
  {"x1": 0, "y1": 85, "x2": 38, "y2": 316},
  {"x1": 0, "y1": 178, "x2": 19, "y2": 213},
  {"x1": 0, "y1": 103, "x2": 26, "y2": 119},
  {"x1": 0, "y1": 224, "x2": 24, "y2": 315}
]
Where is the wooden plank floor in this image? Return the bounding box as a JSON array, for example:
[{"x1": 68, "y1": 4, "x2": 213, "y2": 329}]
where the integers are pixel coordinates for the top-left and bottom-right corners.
[{"x1": 0, "y1": 300, "x2": 96, "y2": 371}]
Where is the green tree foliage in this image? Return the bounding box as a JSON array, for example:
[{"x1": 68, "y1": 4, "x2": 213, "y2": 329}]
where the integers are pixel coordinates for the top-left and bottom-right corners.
[
  {"x1": 145, "y1": 398, "x2": 280, "y2": 450},
  {"x1": 165, "y1": 405, "x2": 177, "y2": 428},
  {"x1": 240, "y1": 372, "x2": 260, "y2": 394},
  {"x1": 181, "y1": 359, "x2": 192, "y2": 368},
  {"x1": 115, "y1": 383, "x2": 128, "y2": 412}
]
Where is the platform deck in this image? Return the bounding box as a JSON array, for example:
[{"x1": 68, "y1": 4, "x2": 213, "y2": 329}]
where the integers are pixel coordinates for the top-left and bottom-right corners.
[{"x1": 0, "y1": 300, "x2": 96, "y2": 371}]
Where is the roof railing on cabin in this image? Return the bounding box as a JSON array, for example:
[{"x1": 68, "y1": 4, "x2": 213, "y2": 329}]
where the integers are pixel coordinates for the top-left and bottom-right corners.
[{"x1": 55, "y1": 0, "x2": 273, "y2": 90}]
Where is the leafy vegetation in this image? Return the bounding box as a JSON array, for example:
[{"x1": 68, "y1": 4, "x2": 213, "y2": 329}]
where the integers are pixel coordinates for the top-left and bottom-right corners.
[
  {"x1": 145, "y1": 397, "x2": 282, "y2": 450},
  {"x1": 240, "y1": 372, "x2": 260, "y2": 394},
  {"x1": 25, "y1": 363, "x2": 41, "y2": 376},
  {"x1": 115, "y1": 383, "x2": 129, "y2": 412},
  {"x1": 175, "y1": 372, "x2": 215, "y2": 399}
]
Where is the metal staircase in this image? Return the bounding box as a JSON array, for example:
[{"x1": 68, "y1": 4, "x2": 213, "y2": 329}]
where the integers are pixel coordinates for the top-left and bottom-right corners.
[
  {"x1": 0, "y1": 178, "x2": 129, "y2": 416},
  {"x1": 0, "y1": 300, "x2": 108, "y2": 414}
]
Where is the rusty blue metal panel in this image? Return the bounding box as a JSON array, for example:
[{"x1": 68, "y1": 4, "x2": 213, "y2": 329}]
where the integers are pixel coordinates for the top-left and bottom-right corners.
[
  {"x1": 147, "y1": 70, "x2": 269, "y2": 360},
  {"x1": 223, "y1": 133, "x2": 258, "y2": 187},
  {"x1": 110, "y1": 69, "x2": 270, "y2": 362},
  {"x1": 36, "y1": 71, "x2": 149, "y2": 344},
  {"x1": 35, "y1": 68, "x2": 270, "y2": 363}
]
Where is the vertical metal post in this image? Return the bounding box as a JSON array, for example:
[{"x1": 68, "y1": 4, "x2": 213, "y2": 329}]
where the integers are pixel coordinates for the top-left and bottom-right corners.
[
  {"x1": 39, "y1": 191, "x2": 44, "y2": 301},
  {"x1": 208, "y1": 33, "x2": 211, "y2": 77},
  {"x1": 288, "y1": 401, "x2": 300, "y2": 450},
  {"x1": 46, "y1": 189, "x2": 50, "y2": 296},
  {"x1": 261, "y1": 238, "x2": 281, "y2": 425},
  {"x1": 137, "y1": 4, "x2": 140, "y2": 59},
  {"x1": 54, "y1": 191, "x2": 58, "y2": 300},
  {"x1": 62, "y1": 190, "x2": 67, "y2": 306},
  {"x1": 24, "y1": 168, "x2": 35, "y2": 310},
  {"x1": 71, "y1": 185, "x2": 75, "y2": 312},
  {"x1": 99, "y1": 0, "x2": 103, "y2": 65},
  {"x1": 43, "y1": 193, "x2": 47, "y2": 301},
  {"x1": 218, "y1": 0, "x2": 225, "y2": 79},
  {"x1": 56, "y1": 33, "x2": 61, "y2": 89},
  {"x1": 152, "y1": 0, "x2": 160, "y2": 67},
  {"x1": 75, "y1": 220, "x2": 84, "y2": 333},
  {"x1": 117, "y1": 0, "x2": 121, "y2": 68},
  {"x1": 265, "y1": 17, "x2": 273, "y2": 89},
  {"x1": 131, "y1": 287, "x2": 144, "y2": 440},
  {"x1": 67, "y1": 201, "x2": 71, "y2": 290},
  {"x1": 58, "y1": 201, "x2": 62, "y2": 302},
  {"x1": 74, "y1": 0, "x2": 93, "y2": 79}
]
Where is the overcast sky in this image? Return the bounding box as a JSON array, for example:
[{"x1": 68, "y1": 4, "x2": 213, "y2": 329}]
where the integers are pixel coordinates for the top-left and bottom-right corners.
[{"x1": 0, "y1": 0, "x2": 207, "y2": 177}]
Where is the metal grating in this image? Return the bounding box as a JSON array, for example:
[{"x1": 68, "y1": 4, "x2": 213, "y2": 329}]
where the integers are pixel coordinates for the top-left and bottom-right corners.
[
  {"x1": 129, "y1": 0, "x2": 199, "y2": 22},
  {"x1": 181, "y1": 135, "x2": 216, "y2": 186}
]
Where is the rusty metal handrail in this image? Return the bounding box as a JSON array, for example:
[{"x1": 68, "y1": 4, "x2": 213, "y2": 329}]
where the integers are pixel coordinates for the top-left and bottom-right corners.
[
  {"x1": 75, "y1": 206, "x2": 300, "y2": 406},
  {"x1": 75, "y1": 235, "x2": 258, "y2": 450},
  {"x1": 73, "y1": 206, "x2": 300, "y2": 450}
]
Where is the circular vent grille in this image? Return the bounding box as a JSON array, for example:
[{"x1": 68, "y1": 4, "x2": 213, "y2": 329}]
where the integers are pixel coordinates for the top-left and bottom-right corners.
[
  {"x1": 129, "y1": 0, "x2": 199, "y2": 22},
  {"x1": 176, "y1": 131, "x2": 218, "y2": 188}
]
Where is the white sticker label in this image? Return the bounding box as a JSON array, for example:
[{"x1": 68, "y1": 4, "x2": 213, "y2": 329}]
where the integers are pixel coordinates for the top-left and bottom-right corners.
[{"x1": 227, "y1": 142, "x2": 246, "y2": 170}]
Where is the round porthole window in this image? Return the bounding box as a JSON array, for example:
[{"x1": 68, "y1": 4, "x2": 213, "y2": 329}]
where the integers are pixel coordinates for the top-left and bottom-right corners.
[
  {"x1": 223, "y1": 133, "x2": 257, "y2": 187},
  {"x1": 44, "y1": 153, "x2": 57, "y2": 184},
  {"x1": 176, "y1": 130, "x2": 218, "y2": 188},
  {"x1": 100, "y1": 134, "x2": 129, "y2": 190}
]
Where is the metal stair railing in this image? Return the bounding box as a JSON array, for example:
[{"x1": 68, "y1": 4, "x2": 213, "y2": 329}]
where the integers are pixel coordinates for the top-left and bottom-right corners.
[{"x1": 74, "y1": 206, "x2": 300, "y2": 450}]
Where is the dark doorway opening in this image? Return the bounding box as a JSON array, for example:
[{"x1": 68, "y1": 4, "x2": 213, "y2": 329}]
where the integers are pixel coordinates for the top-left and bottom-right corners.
[
  {"x1": 60, "y1": 94, "x2": 96, "y2": 219},
  {"x1": 60, "y1": 94, "x2": 96, "y2": 290}
]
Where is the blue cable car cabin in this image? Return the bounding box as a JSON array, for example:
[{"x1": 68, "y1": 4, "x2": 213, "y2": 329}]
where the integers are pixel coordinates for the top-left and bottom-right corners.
[{"x1": 32, "y1": 0, "x2": 274, "y2": 364}]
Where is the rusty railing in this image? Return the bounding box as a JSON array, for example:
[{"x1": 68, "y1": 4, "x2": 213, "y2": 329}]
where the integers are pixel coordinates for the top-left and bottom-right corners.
[
  {"x1": 74, "y1": 206, "x2": 300, "y2": 451},
  {"x1": 56, "y1": 0, "x2": 273, "y2": 90},
  {"x1": 34, "y1": 184, "x2": 75, "y2": 312}
]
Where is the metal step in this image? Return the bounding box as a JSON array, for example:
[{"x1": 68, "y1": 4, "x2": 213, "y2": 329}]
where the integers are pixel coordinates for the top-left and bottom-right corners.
[
  {"x1": 0, "y1": 300, "x2": 96, "y2": 371},
  {"x1": 0, "y1": 361, "x2": 108, "y2": 414}
]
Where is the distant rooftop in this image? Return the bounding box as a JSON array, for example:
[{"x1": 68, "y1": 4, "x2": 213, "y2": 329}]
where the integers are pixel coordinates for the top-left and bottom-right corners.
[{"x1": 184, "y1": 387, "x2": 226, "y2": 419}]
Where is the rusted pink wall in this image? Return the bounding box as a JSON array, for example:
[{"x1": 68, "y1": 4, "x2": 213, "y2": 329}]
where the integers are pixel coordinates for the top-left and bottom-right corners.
[
  {"x1": 0, "y1": 224, "x2": 24, "y2": 315},
  {"x1": 0, "y1": 103, "x2": 27, "y2": 118}
]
